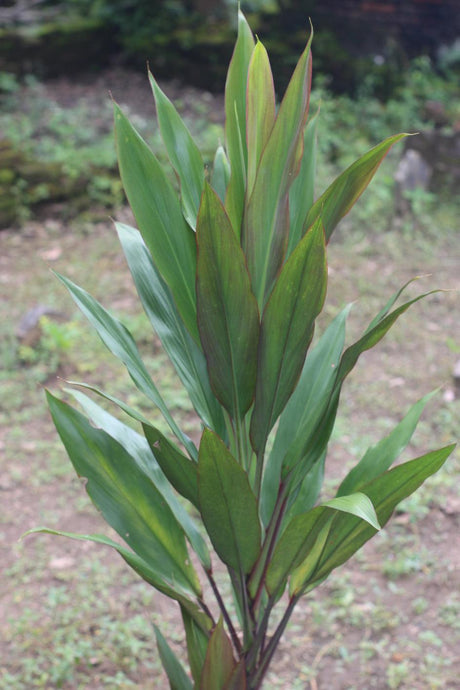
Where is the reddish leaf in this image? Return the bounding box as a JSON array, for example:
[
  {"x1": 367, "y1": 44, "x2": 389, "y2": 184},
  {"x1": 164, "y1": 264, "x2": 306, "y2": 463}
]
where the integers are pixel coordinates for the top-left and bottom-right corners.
[
  {"x1": 198, "y1": 429, "x2": 261, "y2": 574},
  {"x1": 250, "y1": 218, "x2": 327, "y2": 453},
  {"x1": 196, "y1": 183, "x2": 259, "y2": 420},
  {"x1": 306, "y1": 133, "x2": 407, "y2": 241},
  {"x1": 243, "y1": 31, "x2": 313, "y2": 308},
  {"x1": 200, "y1": 619, "x2": 237, "y2": 690},
  {"x1": 246, "y1": 40, "x2": 276, "y2": 198}
]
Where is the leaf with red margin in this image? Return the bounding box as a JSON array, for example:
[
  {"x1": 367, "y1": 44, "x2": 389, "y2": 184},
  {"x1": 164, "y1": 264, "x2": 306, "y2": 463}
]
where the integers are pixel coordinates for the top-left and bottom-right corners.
[{"x1": 196, "y1": 183, "x2": 259, "y2": 420}]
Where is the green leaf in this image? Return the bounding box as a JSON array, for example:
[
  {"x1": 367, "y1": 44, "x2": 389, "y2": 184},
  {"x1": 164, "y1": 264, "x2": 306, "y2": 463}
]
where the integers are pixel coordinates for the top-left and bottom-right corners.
[
  {"x1": 66, "y1": 380, "x2": 152, "y2": 425},
  {"x1": 337, "y1": 390, "x2": 437, "y2": 497},
  {"x1": 364, "y1": 276, "x2": 419, "y2": 334},
  {"x1": 198, "y1": 429, "x2": 261, "y2": 574},
  {"x1": 266, "y1": 492, "x2": 380, "y2": 596},
  {"x1": 290, "y1": 444, "x2": 455, "y2": 595},
  {"x1": 116, "y1": 222, "x2": 225, "y2": 438},
  {"x1": 306, "y1": 133, "x2": 407, "y2": 242},
  {"x1": 250, "y1": 218, "x2": 327, "y2": 453},
  {"x1": 212, "y1": 145, "x2": 231, "y2": 203},
  {"x1": 114, "y1": 103, "x2": 198, "y2": 340},
  {"x1": 56, "y1": 271, "x2": 195, "y2": 456},
  {"x1": 261, "y1": 305, "x2": 350, "y2": 526},
  {"x1": 335, "y1": 290, "x2": 440, "y2": 385},
  {"x1": 287, "y1": 111, "x2": 318, "y2": 257},
  {"x1": 281, "y1": 289, "x2": 440, "y2": 491},
  {"x1": 196, "y1": 183, "x2": 260, "y2": 420},
  {"x1": 200, "y1": 619, "x2": 236, "y2": 690},
  {"x1": 246, "y1": 40, "x2": 276, "y2": 198},
  {"x1": 243, "y1": 30, "x2": 313, "y2": 307},
  {"x1": 285, "y1": 449, "x2": 326, "y2": 522},
  {"x1": 282, "y1": 393, "x2": 340, "y2": 499},
  {"x1": 154, "y1": 625, "x2": 194, "y2": 690},
  {"x1": 26, "y1": 528, "x2": 208, "y2": 628},
  {"x1": 322, "y1": 493, "x2": 380, "y2": 530},
  {"x1": 47, "y1": 392, "x2": 202, "y2": 598},
  {"x1": 181, "y1": 606, "x2": 210, "y2": 686},
  {"x1": 266, "y1": 508, "x2": 333, "y2": 597},
  {"x1": 67, "y1": 388, "x2": 210, "y2": 569},
  {"x1": 143, "y1": 422, "x2": 199, "y2": 510},
  {"x1": 150, "y1": 73, "x2": 204, "y2": 229},
  {"x1": 224, "y1": 9, "x2": 255, "y2": 234}
]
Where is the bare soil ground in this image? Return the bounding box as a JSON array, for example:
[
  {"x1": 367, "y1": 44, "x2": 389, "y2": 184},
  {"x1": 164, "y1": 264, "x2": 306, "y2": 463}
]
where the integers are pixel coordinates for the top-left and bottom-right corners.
[{"x1": 1, "y1": 69, "x2": 459, "y2": 689}]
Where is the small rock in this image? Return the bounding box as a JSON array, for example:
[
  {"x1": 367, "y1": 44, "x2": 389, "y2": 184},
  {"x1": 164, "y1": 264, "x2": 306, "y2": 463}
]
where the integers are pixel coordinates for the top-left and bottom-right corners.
[
  {"x1": 389, "y1": 377, "x2": 405, "y2": 388},
  {"x1": 39, "y1": 246, "x2": 62, "y2": 261},
  {"x1": 423, "y1": 100, "x2": 449, "y2": 128},
  {"x1": 16, "y1": 304, "x2": 64, "y2": 346},
  {"x1": 394, "y1": 149, "x2": 432, "y2": 215},
  {"x1": 441, "y1": 496, "x2": 460, "y2": 516},
  {"x1": 453, "y1": 359, "x2": 460, "y2": 385},
  {"x1": 443, "y1": 388, "x2": 456, "y2": 403},
  {"x1": 49, "y1": 556, "x2": 75, "y2": 570}
]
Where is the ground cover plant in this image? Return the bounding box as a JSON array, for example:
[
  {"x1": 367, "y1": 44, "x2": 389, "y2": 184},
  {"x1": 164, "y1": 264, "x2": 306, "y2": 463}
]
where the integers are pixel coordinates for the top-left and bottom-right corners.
[{"x1": 17, "y1": 11, "x2": 458, "y2": 690}]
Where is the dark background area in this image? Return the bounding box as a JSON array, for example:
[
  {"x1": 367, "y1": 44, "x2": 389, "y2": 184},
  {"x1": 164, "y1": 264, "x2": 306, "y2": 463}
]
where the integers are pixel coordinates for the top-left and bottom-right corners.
[{"x1": 1, "y1": 0, "x2": 459, "y2": 97}]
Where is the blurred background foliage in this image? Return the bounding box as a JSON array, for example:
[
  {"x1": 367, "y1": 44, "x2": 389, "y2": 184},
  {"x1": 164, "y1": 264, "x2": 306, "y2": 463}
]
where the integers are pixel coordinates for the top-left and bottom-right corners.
[
  {"x1": 1, "y1": 0, "x2": 459, "y2": 228},
  {"x1": 1, "y1": 0, "x2": 459, "y2": 96}
]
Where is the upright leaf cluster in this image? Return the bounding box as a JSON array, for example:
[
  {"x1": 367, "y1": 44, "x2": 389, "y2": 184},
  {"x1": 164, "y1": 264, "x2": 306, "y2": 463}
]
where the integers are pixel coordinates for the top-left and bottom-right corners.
[{"x1": 31, "y1": 11, "x2": 455, "y2": 690}]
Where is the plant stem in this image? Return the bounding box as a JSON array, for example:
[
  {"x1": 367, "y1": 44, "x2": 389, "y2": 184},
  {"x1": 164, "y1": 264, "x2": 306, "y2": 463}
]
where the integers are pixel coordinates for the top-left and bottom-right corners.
[
  {"x1": 205, "y1": 569, "x2": 243, "y2": 656},
  {"x1": 228, "y1": 567, "x2": 254, "y2": 650},
  {"x1": 249, "y1": 482, "x2": 288, "y2": 606},
  {"x1": 197, "y1": 597, "x2": 216, "y2": 627},
  {"x1": 249, "y1": 595, "x2": 300, "y2": 689},
  {"x1": 245, "y1": 593, "x2": 275, "y2": 673}
]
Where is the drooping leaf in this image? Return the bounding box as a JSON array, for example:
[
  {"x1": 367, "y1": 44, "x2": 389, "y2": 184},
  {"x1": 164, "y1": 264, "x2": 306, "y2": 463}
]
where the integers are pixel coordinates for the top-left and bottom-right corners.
[
  {"x1": 246, "y1": 40, "x2": 276, "y2": 198},
  {"x1": 200, "y1": 619, "x2": 237, "y2": 690},
  {"x1": 322, "y1": 494, "x2": 380, "y2": 530},
  {"x1": 114, "y1": 103, "x2": 198, "y2": 340},
  {"x1": 196, "y1": 183, "x2": 259, "y2": 420},
  {"x1": 154, "y1": 624, "x2": 194, "y2": 690},
  {"x1": 47, "y1": 392, "x2": 202, "y2": 598},
  {"x1": 261, "y1": 305, "x2": 350, "y2": 526},
  {"x1": 212, "y1": 145, "x2": 231, "y2": 203},
  {"x1": 305, "y1": 133, "x2": 407, "y2": 242},
  {"x1": 116, "y1": 222, "x2": 225, "y2": 439},
  {"x1": 224, "y1": 9, "x2": 255, "y2": 234},
  {"x1": 55, "y1": 271, "x2": 195, "y2": 456},
  {"x1": 143, "y1": 422, "x2": 199, "y2": 510},
  {"x1": 150, "y1": 73, "x2": 204, "y2": 228},
  {"x1": 266, "y1": 492, "x2": 380, "y2": 597},
  {"x1": 67, "y1": 388, "x2": 210, "y2": 568},
  {"x1": 337, "y1": 390, "x2": 437, "y2": 497},
  {"x1": 250, "y1": 218, "x2": 327, "y2": 453},
  {"x1": 198, "y1": 429, "x2": 261, "y2": 574},
  {"x1": 289, "y1": 444, "x2": 455, "y2": 595},
  {"x1": 243, "y1": 30, "x2": 313, "y2": 307},
  {"x1": 26, "y1": 528, "x2": 209, "y2": 629},
  {"x1": 181, "y1": 606, "x2": 211, "y2": 686},
  {"x1": 287, "y1": 111, "x2": 318, "y2": 257}
]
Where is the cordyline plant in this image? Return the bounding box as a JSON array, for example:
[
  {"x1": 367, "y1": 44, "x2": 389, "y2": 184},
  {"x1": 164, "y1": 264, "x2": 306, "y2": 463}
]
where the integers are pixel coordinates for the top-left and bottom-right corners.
[{"x1": 29, "y1": 11, "x2": 455, "y2": 689}]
